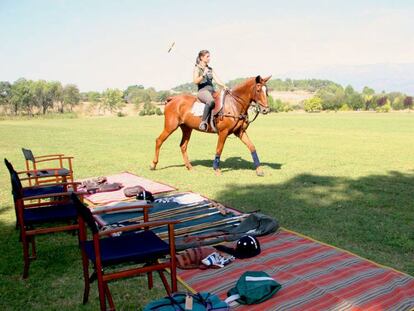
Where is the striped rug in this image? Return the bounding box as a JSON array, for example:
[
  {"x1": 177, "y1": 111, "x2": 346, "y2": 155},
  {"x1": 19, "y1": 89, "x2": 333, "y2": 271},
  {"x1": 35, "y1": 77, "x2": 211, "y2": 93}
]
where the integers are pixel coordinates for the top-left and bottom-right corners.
[
  {"x1": 178, "y1": 229, "x2": 414, "y2": 310},
  {"x1": 79, "y1": 172, "x2": 176, "y2": 204}
]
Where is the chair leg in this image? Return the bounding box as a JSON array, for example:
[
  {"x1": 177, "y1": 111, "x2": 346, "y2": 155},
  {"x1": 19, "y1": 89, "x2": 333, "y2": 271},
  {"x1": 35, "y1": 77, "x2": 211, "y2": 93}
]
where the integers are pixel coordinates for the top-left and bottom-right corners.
[
  {"x1": 96, "y1": 271, "x2": 107, "y2": 311},
  {"x1": 21, "y1": 235, "x2": 30, "y2": 279},
  {"x1": 158, "y1": 270, "x2": 171, "y2": 295},
  {"x1": 104, "y1": 282, "x2": 115, "y2": 311},
  {"x1": 81, "y1": 257, "x2": 90, "y2": 304},
  {"x1": 30, "y1": 236, "x2": 37, "y2": 259},
  {"x1": 170, "y1": 261, "x2": 178, "y2": 293},
  {"x1": 147, "y1": 272, "x2": 153, "y2": 289}
]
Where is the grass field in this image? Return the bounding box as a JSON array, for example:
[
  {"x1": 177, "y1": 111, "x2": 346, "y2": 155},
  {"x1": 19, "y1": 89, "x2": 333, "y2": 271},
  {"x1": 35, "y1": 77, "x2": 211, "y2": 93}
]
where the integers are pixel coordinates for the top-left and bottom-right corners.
[{"x1": 1, "y1": 112, "x2": 413, "y2": 310}]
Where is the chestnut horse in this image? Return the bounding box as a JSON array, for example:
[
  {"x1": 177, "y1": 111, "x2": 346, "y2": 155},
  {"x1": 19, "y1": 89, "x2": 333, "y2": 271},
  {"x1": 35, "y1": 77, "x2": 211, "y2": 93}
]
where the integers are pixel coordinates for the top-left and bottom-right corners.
[{"x1": 150, "y1": 75, "x2": 271, "y2": 176}]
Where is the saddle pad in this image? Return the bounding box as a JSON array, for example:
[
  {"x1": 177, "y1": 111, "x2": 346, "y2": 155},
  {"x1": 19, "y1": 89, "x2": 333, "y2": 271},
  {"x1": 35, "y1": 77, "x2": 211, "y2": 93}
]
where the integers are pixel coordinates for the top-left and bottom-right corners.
[{"x1": 191, "y1": 90, "x2": 225, "y2": 117}]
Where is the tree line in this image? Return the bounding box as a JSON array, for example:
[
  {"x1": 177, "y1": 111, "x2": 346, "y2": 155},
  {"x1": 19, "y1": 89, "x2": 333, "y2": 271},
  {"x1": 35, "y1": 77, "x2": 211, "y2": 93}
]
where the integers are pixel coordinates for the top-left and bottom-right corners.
[
  {"x1": 0, "y1": 78, "x2": 80, "y2": 116},
  {"x1": 1, "y1": 77, "x2": 412, "y2": 116},
  {"x1": 0, "y1": 79, "x2": 172, "y2": 116},
  {"x1": 173, "y1": 77, "x2": 413, "y2": 113},
  {"x1": 300, "y1": 84, "x2": 413, "y2": 112}
]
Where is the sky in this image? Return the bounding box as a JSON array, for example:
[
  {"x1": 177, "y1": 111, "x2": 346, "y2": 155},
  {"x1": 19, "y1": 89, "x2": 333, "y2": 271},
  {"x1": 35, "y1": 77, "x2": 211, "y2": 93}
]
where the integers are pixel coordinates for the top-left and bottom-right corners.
[{"x1": 1, "y1": 0, "x2": 414, "y2": 93}]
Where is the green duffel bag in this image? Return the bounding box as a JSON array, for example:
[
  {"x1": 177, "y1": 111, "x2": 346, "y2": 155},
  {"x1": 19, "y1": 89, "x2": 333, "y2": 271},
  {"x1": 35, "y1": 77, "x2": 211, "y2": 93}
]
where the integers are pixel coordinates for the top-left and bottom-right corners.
[{"x1": 144, "y1": 292, "x2": 229, "y2": 311}]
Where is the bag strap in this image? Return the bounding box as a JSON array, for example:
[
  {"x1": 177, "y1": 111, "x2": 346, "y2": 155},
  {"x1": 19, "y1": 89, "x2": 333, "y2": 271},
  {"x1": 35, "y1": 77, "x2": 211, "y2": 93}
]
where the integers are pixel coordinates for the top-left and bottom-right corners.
[
  {"x1": 224, "y1": 294, "x2": 240, "y2": 307},
  {"x1": 165, "y1": 295, "x2": 186, "y2": 311}
]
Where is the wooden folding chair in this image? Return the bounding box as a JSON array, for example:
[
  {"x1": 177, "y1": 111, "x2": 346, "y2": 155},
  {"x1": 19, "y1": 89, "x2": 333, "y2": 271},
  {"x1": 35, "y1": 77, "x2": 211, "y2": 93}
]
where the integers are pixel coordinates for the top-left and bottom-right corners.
[
  {"x1": 4, "y1": 158, "x2": 80, "y2": 279},
  {"x1": 71, "y1": 194, "x2": 178, "y2": 311},
  {"x1": 22, "y1": 148, "x2": 74, "y2": 186}
]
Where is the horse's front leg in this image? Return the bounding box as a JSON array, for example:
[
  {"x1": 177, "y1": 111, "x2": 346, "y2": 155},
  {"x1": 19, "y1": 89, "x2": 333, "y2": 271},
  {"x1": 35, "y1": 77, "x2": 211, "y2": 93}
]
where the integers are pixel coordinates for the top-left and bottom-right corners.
[
  {"x1": 213, "y1": 131, "x2": 229, "y2": 175},
  {"x1": 238, "y1": 130, "x2": 264, "y2": 176}
]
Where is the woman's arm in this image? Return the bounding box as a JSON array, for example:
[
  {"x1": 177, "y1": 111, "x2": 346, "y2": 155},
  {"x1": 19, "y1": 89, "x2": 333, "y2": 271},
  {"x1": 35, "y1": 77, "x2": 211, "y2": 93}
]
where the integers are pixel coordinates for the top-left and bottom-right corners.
[
  {"x1": 193, "y1": 66, "x2": 204, "y2": 84},
  {"x1": 212, "y1": 70, "x2": 227, "y2": 89}
]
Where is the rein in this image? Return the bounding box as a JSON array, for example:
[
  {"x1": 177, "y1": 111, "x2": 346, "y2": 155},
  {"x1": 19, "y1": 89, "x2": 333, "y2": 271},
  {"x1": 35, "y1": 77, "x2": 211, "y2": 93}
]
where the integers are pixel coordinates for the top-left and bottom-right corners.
[{"x1": 219, "y1": 89, "x2": 261, "y2": 125}]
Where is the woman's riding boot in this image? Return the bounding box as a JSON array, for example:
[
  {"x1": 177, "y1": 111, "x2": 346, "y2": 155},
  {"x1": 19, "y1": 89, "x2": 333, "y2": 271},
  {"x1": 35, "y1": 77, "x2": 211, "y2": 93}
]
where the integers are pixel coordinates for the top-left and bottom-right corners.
[{"x1": 199, "y1": 102, "x2": 213, "y2": 131}]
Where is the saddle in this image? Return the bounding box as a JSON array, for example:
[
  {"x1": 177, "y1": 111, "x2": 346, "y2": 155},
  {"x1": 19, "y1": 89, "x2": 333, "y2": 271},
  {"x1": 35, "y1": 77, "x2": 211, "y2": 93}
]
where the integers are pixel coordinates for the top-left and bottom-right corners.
[
  {"x1": 211, "y1": 91, "x2": 224, "y2": 116},
  {"x1": 193, "y1": 90, "x2": 226, "y2": 117}
]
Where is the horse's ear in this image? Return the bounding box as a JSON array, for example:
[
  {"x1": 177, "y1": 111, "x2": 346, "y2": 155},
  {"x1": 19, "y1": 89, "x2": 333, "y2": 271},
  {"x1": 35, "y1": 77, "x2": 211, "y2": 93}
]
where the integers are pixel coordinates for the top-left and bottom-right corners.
[
  {"x1": 263, "y1": 75, "x2": 272, "y2": 83},
  {"x1": 255, "y1": 75, "x2": 262, "y2": 84}
]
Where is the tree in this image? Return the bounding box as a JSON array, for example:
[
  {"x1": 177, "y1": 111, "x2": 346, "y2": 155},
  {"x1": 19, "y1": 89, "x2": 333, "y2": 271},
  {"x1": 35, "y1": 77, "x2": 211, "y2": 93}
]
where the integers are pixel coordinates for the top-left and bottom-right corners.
[
  {"x1": 376, "y1": 96, "x2": 388, "y2": 107},
  {"x1": 154, "y1": 90, "x2": 171, "y2": 102},
  {"x1": 362, "y1": 86, "x2": 375, "y2": 110},
  {"x1": 87, "y1": 91, "x2": 101, "y2": 103},
  {"x1": 62, "y1": 84, "x2": 80, "y2": 112},
  {"x1": 0, "y1": 81, "x2": 12, "y2": 113},
  {"x1": 31, "y1": 80, "x2": 48, "y2": 114},
  {"x1": 404, "y1": 96, "x2": 413, "y2": 109},
  {"x1": 316, "y1": 84, "x2": 344, "y2": 110},
  {"x1": 343, "y1": 85, "x2": 363, "y2": 110},
  {"x1": 392, "y1": 96, "x2": 405, "y2": 110},
  {"x1": 31, "y1": 80, "x2": 63, "y2": 114},
  {"x1": 44, "y1": 81, "x2": 62, "y2": 114},
  {"x1": 101, "y1": 88, "x2": 125, "y2": 113},
  {"x1": 304, "y1": 96, "x2": 322, "y2": 112},
  {"x1": 128, "y1": 88, "x2": 151, "y2": 107},
  {"x1": 123, "y1": 84, "x2": 144, "y2": 102},
  {"x1": 10, "y1": 78, "x2": 34, "y2": 115}
]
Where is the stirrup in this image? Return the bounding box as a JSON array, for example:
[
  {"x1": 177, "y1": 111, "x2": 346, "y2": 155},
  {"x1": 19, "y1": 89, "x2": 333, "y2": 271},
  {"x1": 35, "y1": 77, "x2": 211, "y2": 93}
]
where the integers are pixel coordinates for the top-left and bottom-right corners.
[{"x1": 199, "y1": 121, "x2": 208, "y2": 131}]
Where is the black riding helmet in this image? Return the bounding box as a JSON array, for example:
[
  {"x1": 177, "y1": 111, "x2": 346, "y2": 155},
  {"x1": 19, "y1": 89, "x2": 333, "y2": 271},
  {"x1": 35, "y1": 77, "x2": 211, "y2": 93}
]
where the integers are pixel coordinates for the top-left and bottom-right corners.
[
  {"x1": 136, "y1": 190, "x2": 155, "y2": 202},
  {"x1": 214, "y1": 235, "x2": 261, "y2": 259}
]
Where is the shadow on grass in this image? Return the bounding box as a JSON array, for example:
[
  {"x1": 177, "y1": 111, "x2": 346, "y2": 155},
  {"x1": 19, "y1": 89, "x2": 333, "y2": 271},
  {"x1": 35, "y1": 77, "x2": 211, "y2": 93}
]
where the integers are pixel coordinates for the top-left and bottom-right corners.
[
  {"x1": 213, "y1": 170, "x2": 414, "y2": 276},
  {"x1": 191, "y1": 156, "x2": 282, "y2": 171},
  {"x1": 158, "y1": 156, "x2": 282, "y2": 171}
]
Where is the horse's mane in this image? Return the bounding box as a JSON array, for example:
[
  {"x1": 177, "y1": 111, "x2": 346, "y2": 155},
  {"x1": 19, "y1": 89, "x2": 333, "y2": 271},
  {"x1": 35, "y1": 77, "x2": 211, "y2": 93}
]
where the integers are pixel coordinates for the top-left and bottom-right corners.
[{"x1": 231, "y1": 77, "x2": 255, "y2": 93}]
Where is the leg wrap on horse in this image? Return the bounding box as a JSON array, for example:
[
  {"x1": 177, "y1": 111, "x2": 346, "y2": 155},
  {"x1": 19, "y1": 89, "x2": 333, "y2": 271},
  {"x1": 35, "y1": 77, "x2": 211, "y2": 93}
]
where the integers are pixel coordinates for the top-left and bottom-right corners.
[
  {"x1": 213, "y1": 154, "x2": 220, "y2": 170},
  {"x1": 251, "y1": 150, "x2": 261, "y2": 168}
]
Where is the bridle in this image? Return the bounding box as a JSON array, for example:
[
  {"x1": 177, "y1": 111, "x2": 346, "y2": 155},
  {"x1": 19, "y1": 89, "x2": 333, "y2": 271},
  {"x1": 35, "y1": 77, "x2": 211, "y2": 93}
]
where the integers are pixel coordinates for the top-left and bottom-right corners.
[{"x1": 220, "y1": 84, "x2": 269, "y2": 125}]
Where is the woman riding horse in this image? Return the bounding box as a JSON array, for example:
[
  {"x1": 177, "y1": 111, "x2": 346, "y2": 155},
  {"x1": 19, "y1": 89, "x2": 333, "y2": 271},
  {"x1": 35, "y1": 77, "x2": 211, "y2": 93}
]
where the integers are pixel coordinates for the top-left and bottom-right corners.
[
  {"x1": 151, "y1": 58, "x2": 271, "y2": 176},
  {"x1": 193, "y1": 50, "x2": 227, "y2": 131}
]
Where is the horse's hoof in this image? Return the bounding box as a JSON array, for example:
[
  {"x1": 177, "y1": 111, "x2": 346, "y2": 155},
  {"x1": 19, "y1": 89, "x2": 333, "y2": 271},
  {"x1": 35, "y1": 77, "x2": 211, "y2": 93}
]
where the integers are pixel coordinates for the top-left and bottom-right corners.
[
  {"x1": 186, "y1": 164, "x2": 193, "y2": 170},
  {"x1": 150, "y1": 163, "x2": 157, "y2": 170},
  {"x1": 256, "y1": 168, "x2": 265, "y2": 177},
  {"x1": 214, "y1": 169, "x2": 221, "y2": 176}
]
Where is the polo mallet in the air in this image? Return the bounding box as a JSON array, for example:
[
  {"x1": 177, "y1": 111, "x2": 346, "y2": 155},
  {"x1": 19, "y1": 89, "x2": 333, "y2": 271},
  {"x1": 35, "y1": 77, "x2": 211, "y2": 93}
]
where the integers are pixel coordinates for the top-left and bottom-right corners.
[{"x1": 168, "y1": 41, "x2": 203, "y2": 69}]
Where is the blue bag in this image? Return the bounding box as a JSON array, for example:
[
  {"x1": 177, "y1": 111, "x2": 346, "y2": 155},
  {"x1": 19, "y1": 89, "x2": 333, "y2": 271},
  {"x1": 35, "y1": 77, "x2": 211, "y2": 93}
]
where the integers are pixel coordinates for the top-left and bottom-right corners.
[{"x1": 144, "y1": 292, "x2": 229, "y2": 311}]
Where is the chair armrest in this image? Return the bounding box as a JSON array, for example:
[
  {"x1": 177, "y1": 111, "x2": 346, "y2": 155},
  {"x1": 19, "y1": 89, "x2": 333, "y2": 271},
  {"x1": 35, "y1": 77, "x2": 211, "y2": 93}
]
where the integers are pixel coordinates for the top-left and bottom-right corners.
[
  {"x1": 18, "y1": 169, "x2": 73, "y2": 181},
  {"x1": 98, "y1": 219, "x2": 179, "y2": 236},
  {"x1": 22, "y1": 191, "x2": 79, "y2": 201},
  {"x1": 35, "y1": 156, "x2": 74, "y2": 163},
  {"x1": 22, "y1": 182, "x2": 80, "y2": 189},
  {"x1": 92, "y1": 204, "x2": 153, "y2": 215},
  {"x1": 17, "y1": 168, "x2": 68, "y2": 175},
  {"x1": 34, "y1": 154, "x2": 65, "y2": 159}
]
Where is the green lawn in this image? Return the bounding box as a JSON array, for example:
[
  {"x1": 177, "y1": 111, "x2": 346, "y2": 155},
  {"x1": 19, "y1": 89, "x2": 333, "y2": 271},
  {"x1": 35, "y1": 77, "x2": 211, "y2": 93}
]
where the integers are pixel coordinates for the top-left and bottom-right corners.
[{"x1": 1, "y1": 112, "x2": 413, "y2": 310}]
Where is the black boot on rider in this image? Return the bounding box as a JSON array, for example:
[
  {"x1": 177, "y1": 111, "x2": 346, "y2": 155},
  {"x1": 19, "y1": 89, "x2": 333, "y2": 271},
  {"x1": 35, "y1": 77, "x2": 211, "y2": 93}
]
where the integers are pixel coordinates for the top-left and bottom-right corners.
[{"x1": 199, "y1": 101, "x2": 214, "y2": 131}]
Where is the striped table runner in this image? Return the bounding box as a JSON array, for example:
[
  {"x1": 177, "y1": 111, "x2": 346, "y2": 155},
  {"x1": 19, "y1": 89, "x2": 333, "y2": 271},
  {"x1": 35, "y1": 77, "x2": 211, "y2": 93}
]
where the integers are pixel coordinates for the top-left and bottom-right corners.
[{"x1": 178, "y1": 230, "x2": 414, "y2": 310}]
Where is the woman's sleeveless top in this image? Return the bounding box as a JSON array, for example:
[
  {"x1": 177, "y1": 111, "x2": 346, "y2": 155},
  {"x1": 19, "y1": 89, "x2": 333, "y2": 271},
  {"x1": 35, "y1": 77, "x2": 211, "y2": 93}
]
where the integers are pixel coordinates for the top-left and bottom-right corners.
[{"x1": 197, "y1": 65, "x2": 214, "y2": 92}]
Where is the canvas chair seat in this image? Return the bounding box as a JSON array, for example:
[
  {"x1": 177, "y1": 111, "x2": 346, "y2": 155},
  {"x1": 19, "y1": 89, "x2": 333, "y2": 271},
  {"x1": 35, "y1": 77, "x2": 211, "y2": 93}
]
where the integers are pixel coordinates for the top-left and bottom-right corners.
[
  {"x1": 84, "y1": 230, "x2": 170, "y2": 266},
  {"x1": 24, "y1": 203, "x2": 77, "y2": 224},
  {"x1": 27, "y1": 168, "x2": 70, "y2": 177},
  {"x1": 23, "y1": 185, "x2": 65, "y2": 198}
]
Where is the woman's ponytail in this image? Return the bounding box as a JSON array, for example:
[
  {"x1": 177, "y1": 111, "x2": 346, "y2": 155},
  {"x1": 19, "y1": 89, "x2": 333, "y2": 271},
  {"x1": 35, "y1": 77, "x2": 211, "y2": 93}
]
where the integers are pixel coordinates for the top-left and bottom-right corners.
[{"x1": 196, "y1": 50, "x2": 209, "y2": 66}]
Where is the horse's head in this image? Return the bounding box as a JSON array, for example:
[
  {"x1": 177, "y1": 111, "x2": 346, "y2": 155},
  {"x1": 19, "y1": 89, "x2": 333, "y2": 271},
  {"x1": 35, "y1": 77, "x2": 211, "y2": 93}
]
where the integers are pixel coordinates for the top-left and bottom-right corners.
[{"x1": 253, "y1": 75, "x2": 271, "y2": 114}]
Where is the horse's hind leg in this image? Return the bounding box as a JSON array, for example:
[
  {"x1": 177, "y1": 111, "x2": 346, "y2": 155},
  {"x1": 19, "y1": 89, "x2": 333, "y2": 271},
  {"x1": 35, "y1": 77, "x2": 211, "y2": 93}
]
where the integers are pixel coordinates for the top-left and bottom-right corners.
[
  {"x1": 150, "y1": 121, "x2": 179, "y2": 170},
  {"x1": 179, "y1": 125, "x2": 193, "y2": 170}
]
